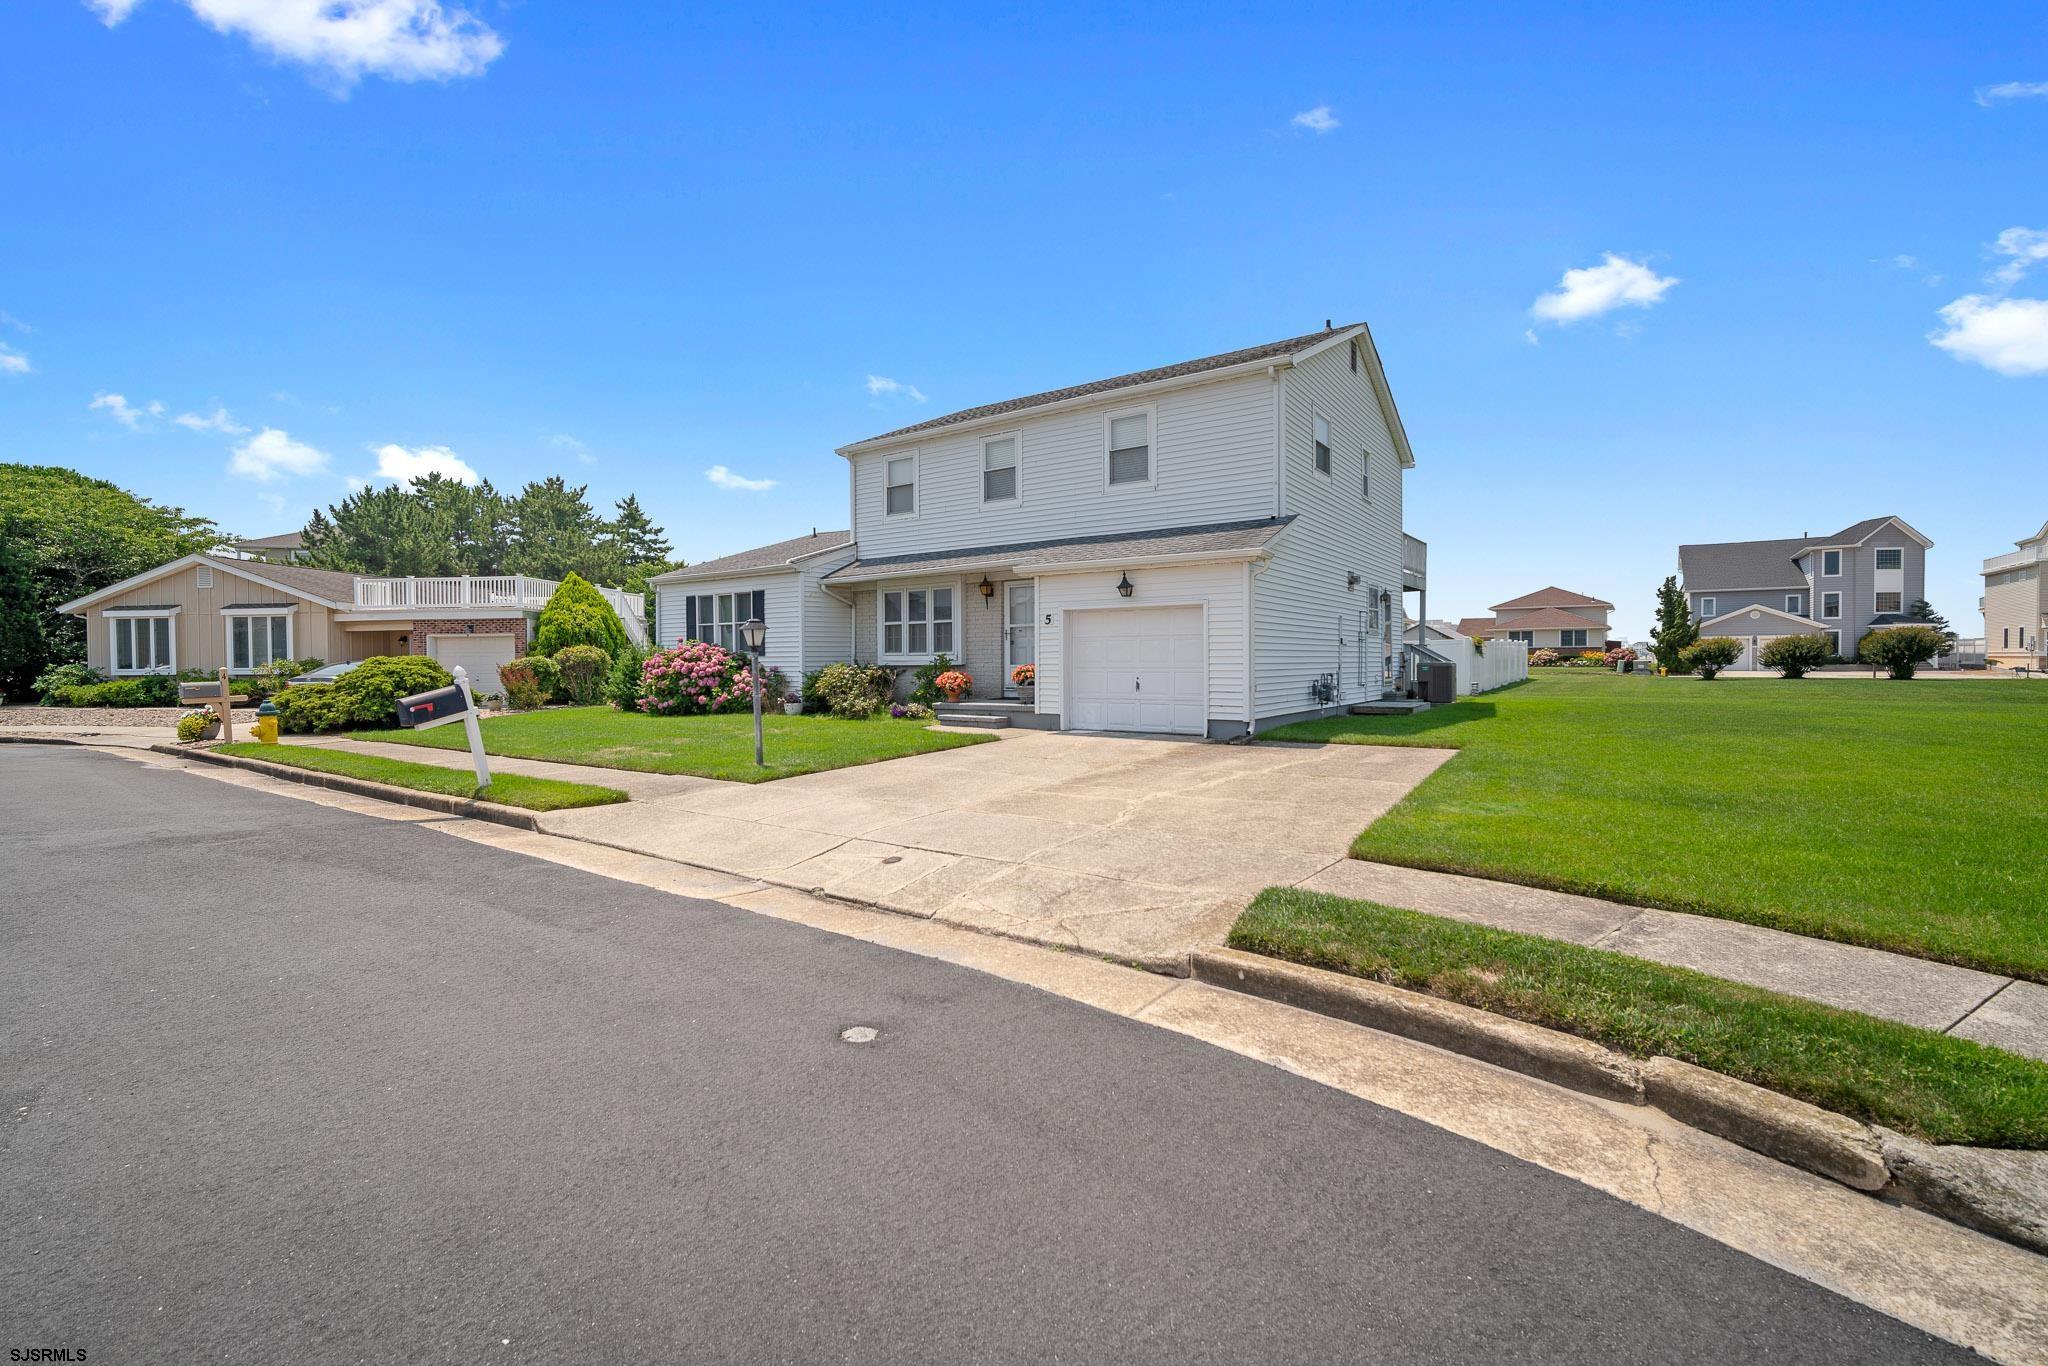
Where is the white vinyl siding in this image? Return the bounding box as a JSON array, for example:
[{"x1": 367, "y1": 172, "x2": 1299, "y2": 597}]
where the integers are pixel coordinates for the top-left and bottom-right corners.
[
  {"x1": 847, "y1": 371, "x2": 1277, "y2": 561},
  {"x1": 982, "y1": 434, "x2": 1019, "y2": 504},
  {"x1": 1036, "y1": 560, "x2": 1249, "y2": 729},
  {"x1": 652, "y1": 573, "x2": 801, "y2": 682},
  {"x1": 225, "y1": 612, "x2": 293, "y2": 671}
]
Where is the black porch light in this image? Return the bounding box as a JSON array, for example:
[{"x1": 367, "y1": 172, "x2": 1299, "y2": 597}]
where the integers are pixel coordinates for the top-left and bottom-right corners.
[
  {"x1": 1116, "y1": 572, "x2": 1134, "y2": 598},
  {"x1": 978, "y1": 576, "x2": 995, "y2": 600}
]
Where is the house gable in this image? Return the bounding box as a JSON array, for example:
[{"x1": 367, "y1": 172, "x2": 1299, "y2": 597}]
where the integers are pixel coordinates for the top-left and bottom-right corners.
[{"x1": 59, "y1": 553, "x2": 351, "y2": 614}]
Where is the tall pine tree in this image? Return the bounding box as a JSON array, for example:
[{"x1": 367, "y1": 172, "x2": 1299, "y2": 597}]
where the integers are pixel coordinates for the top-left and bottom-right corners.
[{"x1": 1649, "y1": 575, "x2": 1698, "y2": 672}]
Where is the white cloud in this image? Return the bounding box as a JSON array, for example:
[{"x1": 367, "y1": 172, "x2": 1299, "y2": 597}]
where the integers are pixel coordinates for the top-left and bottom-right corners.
[
  {"x1": 1530, "y1": 253, "x2": 1680, "y2": 324},
  {"x1": 229, "y1": 427, "x2": 331, "y2": 481},
  {"x1": 89, "y1": 392, "x2": 159, "y2": 428},
  {"x1": 551, "y1": 433, "x2": 596, "y2": 466},
  {"x1": 1976, "y1": 81, "x2": 2048, "y2": 106},
  {"x1": 1990, "y1": 227, "x2": 2048, "y2": 286},
  {"x1": 864, "y1": 374, "x2": 927, "y2": 404},
  {"x1": 706, "y1": 465, "x2": 776, "y2": 492},
  {"x1": 174, "y1": 404, "x2": 249, "y2": 434},
  {"x1": 256, "y1": 491, "x2": 289, "y2": 517},
  {"x1": 1291, "y1": 104, "x2": 1340, "y2": 134},
  {"x1": 370, "y1": 442, "x2": 480, "y2": 485},
  {"x1": 1929, "y1": 295, "x2": 2048, "y2": 376},
  {"x1": 1523, "y1": 329, "x2": 1540, "y2": 347},
  {"x1": 0, "y1": 344, "x2": 28, "y2": 375},
  {"x1": 86, "y1": 0, "x2": 504, "y2": 88}
]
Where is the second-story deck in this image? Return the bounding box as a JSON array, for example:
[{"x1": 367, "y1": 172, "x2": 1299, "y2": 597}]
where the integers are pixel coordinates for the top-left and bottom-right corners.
[
  {"x1": 1402, "y1": 533, "x2": 1427, "y2": 590},
  {"x1": 1984, "y1": 544, "x2": 2045, "y2": 575},
  {"x1": 349, "y1": 574, "x2": 647, "y2": 643}
]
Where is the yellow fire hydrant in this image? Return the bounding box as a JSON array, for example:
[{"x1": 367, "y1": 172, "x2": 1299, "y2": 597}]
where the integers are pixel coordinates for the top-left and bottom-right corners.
[{"x1": 254, "y1": 699, "x2": 280, "y2": 744}]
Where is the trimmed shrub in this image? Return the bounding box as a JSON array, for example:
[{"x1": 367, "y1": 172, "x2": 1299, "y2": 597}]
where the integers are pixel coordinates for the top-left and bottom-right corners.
[
  {"x1": 1759, "y1": 633, "x2": 1831, "y2": 679},
  {"x1": 1680, "y1": 636, "x2": 1743, "y2": 680},
  {"x1": 275, "y1": 655, "x2": 453, "y2": 732},
  {"x1": 32, "y1": 661, "x2": 102, "y2": 704},
  {"x1": 271, "y1": 684, "x2": 346, "y2": 733},
  {"x1": 552, "y1": 644, "x2": 612, "y2": 706},
  {"x1": 1858, "y1": 625, "x2": 1947, "y2": 681},
  {"x1": 499, "y1": 655, "x2": 561, "y2": 711},
  {"x1": 244, "y1": 656, "x2": 323, "y2": 703},
  {"x1": 52, "y1": 675, "x2": 186, "y2": 707},
  {"x1": 531, "y1": 572, "x2": 630, "y2": 658},
  {"x1": 810, "y1": 662, "x2": 896, "y2": 718},
  {"x1": 603, "y1": 645, "x2": 648, "y2": 710},
  {"x1": 637, "y1": 640, "x2": 755, "y2": 715}
]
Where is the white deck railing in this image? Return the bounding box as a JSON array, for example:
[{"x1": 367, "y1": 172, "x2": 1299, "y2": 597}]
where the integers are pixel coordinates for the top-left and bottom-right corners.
[
  {"x1": 1402, "y1": 533, "x2": 1427, "y2": 586},
  {"x1": 349, "y1": 574, "x2": 648, "y2": 644},
  {"x1": 1983, "y1": 545, "x2": 2044, "y2": 575}
]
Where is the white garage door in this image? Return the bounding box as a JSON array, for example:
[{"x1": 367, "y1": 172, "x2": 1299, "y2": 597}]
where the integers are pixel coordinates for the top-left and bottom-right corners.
[
  {"x1": 1067, "y1": 606, "x2": 1206, "y2": 735},
  {"x1": 428, "y1": 634, "x2": 517, "y2": 695}
]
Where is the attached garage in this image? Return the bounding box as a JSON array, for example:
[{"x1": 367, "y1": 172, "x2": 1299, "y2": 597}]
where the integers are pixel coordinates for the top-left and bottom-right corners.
[
  {"x1": 1698, "y1": 604, "x2": 1825, "y2": 671},
  {"x1": 427, "y1": 633, "x2": 517, "y2": 695},
  {"x1": 1063, "y1": 605, "x2": 1207, "y2": 736}
]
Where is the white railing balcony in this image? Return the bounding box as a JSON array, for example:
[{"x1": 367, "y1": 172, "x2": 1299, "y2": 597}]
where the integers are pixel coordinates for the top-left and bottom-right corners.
[
  {"x1": 352, "y1": 574, "x2": 558, "y2": 611},
  {"x1": 1402, "y1": 533, "x2": 1427, "y2": 588},
  {"x1": 1983, "y1": 545, "x2": 2044, "y2": 575}
]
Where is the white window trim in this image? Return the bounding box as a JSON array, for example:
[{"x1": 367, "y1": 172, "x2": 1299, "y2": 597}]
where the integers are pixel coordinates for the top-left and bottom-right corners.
[
  {"x1": 1785, "y1": 594, "x2": 1801, "y2": 614},
  {"x1": 1699, "y1": 597, "x2": 1717, "y2": 618},
  {"x1": 1821, "y1": 592, "x2": 1841, "y2": 619},
  {"x1": 878, "y1": 580, "x2": 960, "y2": 664},
  {"x1": 1821, "y1": 549, "x2": 1842, "y2": 577},
  {"x1": 1102, "y1": 403, "x2": 1157, "y2": 492},
  {"x1": 1874, "y1": 546, "x2": 1904, "y2": 572},
  {"x1": 1559, "y1": 629, "x2": 1589, "y2": 649},
  {"x1": 692, "y1": 590, "x2": 763, "y2": 653},
  {"x1": 1310, "y1": 409, "x2": 1332, "y2": 479},
  {"x1": 883, "y1": 450, "x2": 919, "y2": 521},
  {"x1": 980, "y1": 431, "x2": 1022, "y2": 506},
  {"x1": 223, "y1": 609, "x2": 296, "y2": 673},
  {"x1": 107, "y1": 610, "x2": 178, "y2": 675}
]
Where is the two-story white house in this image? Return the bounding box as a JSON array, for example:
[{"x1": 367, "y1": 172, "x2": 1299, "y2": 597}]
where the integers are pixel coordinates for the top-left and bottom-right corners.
[{"x1": 651, "y1": 324, "x2": 1424, "y2": 737}]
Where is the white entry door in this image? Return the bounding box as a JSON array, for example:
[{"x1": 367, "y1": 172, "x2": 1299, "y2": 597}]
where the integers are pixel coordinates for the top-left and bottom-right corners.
[
  {"x1": 1066, "y1": 606, "x2": 1206, "y2": 735},
  {"x1": 428, "y1": 634, "x2": 517, "y2": 695},
  {"x1": 1004, "y1": 581, "x2": 1035, "y2": 698}
]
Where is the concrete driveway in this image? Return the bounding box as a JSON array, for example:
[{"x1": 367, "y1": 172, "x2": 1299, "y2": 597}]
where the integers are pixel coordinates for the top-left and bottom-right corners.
[{"x1": 541, "y1": 730, "x2": 1452, "y2": 971}]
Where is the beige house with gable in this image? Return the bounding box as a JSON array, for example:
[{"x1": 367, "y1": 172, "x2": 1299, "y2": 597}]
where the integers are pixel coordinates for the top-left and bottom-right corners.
[{"x1": 1459, "y1": 588, "x2": 1615, "y2": 652}]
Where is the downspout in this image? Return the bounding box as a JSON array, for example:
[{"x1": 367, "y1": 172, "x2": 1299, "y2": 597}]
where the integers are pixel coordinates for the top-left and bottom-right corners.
[{"x1": 1245, "y1": 558, "x2": 1269, "y2": 736}]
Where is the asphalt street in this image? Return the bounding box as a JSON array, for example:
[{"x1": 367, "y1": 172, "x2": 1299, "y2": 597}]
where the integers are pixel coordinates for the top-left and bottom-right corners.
[{"x1": 0, "y1": 746, "x2": 1973, "y2": 1364}]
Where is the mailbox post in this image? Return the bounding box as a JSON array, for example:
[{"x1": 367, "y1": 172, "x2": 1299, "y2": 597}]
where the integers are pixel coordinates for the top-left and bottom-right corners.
[
  {"x1": 179, "y1": 672, "x2": 248, "y2": 741},
  {"x1": 395, "y1": 666, "x2": 491, "y2": 793}
]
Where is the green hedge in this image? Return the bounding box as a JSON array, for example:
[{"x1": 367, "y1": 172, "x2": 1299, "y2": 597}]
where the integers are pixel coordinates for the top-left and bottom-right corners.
[{"x1": 272, "y1": 655, "x2": 453, "y2": 733}]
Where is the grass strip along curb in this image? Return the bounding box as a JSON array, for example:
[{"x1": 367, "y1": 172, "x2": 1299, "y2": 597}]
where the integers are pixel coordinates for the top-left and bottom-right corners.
[{"x1": 164, "y1": 743, "x2": 626, "y2": 825}]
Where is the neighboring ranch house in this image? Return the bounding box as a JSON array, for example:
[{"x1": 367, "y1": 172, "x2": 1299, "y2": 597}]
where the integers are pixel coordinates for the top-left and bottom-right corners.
[
  {"x1": 1460, "y1": 588, "x2": 1615, "y2": 651},
  {"x1": 1677, "y1": 515, "x2": 1932, "y2": 667},
  {"x1": 60, "y1": 554, "x2": 646, "y2": 694},
  {"x1": 1982, "y1": 518, "x2": 2047, "y2": 671},
  {"x1": 652, "y1": 323, "x2": 1428, "y2": 737}
]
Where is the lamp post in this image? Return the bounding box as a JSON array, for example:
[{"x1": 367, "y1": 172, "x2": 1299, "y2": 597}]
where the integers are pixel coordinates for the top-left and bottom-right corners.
[{"x1": 740, "y1": 617, "x2": 767, "y2": 767}]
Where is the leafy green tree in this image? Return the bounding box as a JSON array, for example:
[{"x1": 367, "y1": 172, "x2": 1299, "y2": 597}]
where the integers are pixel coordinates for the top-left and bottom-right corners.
[
  {"x1": 1859, "y1": 625, "x2": 1946, "y2": 680},
  {"x1": 531, "y1": 572, "x2": 630, "y2": 657},
  {"x1": 0, "y1": 464, "x2": 218, "y2": 699},
  {"x1": 1649, "y1": 576, "x2": 1697, "y2": 672},
  {"x1": 1679, "y1": 636, "x2": 1742, "y2": 680},
  {"x1": 1758, "y1": 633, "x2": 1831, "y2": 679}
]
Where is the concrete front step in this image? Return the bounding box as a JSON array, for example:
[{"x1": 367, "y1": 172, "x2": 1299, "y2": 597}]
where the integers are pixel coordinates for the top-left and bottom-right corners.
[
  {"x1": 935, "y1": 700, "x2": 1058, "y2": 731},
  {"x1": 935, "y1": 710, "x2": 1009, "y2": 729},
  {"x1": 1349, "y1": 698, "x2": 1431, "y2": 715}
]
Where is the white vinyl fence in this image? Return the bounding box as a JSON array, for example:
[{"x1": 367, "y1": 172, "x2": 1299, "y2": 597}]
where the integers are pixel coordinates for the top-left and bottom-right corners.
[{"x1": 1416, "y1": 633, "x2": 1528, "y2": 695}]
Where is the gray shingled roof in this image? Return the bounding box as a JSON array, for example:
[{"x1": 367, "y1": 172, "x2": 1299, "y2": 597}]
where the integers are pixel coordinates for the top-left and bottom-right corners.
[
  {"x1": 1679, "y1": 515, "x2": 1919, "y2": 591},
  {"x1": 203, "y1": 554, "x2": 356, "y2": 603},
  {"x1": 845, "y1": 325, "x2": 1362, "y2": 448},
  {"x1": 650, "y1": 530, "x2": 853, "y2": 583},
  {"x1": 823, "y1": 517, "x2": 1293, "y2": 584}
]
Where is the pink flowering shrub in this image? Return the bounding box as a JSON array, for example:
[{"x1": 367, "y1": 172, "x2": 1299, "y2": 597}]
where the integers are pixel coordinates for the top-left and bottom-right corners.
[{"x1": 637, "y1": 640, "x2": 755, "y2": 716}]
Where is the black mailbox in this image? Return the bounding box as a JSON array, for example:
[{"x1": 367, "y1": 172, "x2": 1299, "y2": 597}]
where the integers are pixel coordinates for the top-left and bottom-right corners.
[{"x1": 396, "y1": 684, "x2": 470, "y2": 729}]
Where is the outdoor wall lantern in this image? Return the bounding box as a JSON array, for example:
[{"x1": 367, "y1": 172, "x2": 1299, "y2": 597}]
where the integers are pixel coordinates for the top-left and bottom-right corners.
[
  {"x1": 978, "y1": 576, "x2": 995, "y2": 600},
  {"x1": 1116, "y1": 573, "x2": 1134, "y2": 598}
]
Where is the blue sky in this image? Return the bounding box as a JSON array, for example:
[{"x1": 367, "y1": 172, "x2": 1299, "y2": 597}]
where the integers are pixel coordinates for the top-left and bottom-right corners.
[{"x1": 2, "y1": 2, "x2": 2043, "y2": 638}]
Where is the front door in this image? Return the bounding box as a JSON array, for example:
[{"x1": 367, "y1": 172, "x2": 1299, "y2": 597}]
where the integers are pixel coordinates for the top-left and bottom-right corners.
[{"x1": 1003, "y1": 581, "x2": 1035, "y2": 698}]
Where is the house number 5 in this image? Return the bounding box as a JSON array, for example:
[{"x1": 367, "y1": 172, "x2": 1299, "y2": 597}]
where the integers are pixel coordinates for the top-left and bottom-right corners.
[{"x1": 1043, "y1": 613, "x2": 1052, "y2": 626}]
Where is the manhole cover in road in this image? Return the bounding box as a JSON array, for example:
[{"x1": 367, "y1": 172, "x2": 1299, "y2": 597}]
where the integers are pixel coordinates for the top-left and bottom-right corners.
[{"x1": 839, "y1": 1026, "x2": 880, "y2": 1044}]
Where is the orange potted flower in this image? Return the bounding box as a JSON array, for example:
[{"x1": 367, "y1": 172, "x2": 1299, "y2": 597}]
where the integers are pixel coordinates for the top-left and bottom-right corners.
[
  {"x1": 1010, "y1": 663, "x2": 1035, "y2": 704},
  {"x1": 934, "y1": 669, "x2": 973, "y2": 702}
]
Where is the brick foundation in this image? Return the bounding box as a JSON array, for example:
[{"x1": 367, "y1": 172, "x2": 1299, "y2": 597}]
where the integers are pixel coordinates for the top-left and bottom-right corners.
[{"x1": 406, "y1": 617, "x2": 528, "y2": 655}]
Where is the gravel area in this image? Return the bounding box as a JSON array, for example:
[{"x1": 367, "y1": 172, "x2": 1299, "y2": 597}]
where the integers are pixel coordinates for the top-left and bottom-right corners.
[{"x1": 0, "y1": 705, "x2": 257, "y2": 729}]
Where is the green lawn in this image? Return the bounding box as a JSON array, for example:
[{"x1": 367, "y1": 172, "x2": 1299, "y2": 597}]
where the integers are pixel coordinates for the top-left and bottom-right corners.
[
  {"x1": 215, "y1": 742, "x2": 626, "y2": 811},
  {"x1": 349, "y1": 707, "x2": 994, "y2": 783},
  {"x1": 1262, "y1": 672, "x2": 2048, "y2": 980},
  {"x1": 1232, "y1": 888, "x2": 2048, "y2": 1148}
]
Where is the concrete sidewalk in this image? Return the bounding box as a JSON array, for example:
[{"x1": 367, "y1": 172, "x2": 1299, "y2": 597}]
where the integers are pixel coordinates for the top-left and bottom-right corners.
[{"x1": 1301, "y1": 861, "x2": 2048, "y2": 1061}]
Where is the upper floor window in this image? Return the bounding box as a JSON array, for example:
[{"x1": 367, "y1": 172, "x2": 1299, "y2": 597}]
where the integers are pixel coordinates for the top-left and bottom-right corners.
[
  {"x1": 1875, "y1": 591, "x2": 1902, "y2": 614},
  {"x1": 1107, "y1": 409, "x2": 1151, "y2": 487},
  {"x1": 885, "y1": 455, "x2": 917, "y2": 517},
  {"x1": 881, "y1": 585, "x2": 954, "y2": 660},
  {"x1": 1785, "y1": 594, "x2": 1802, "y2": 615},
  {"x1": 109, "y1": 612, "x2": 175, "y2": 675},
  {"x1": 1822, "y1": 550, "x2": 1841, "y2": 576},
  {"x1": 1312, "y1": 414, "x2": 1332, "y2": 475},
  {"x1": 1874, "y1": 547, "x2": 1903, "y2": 571},
  {"x1": 1699, "y1": 597, "x2": 1717, "y2": 618},
  {"x1": 226, "y1": 612, "x2": 292, "y2": 672},
  {"x1": 982, "y1": 435, "x2": 1018, "y2": 504},
  {"x1": 1822, "y1": 591, "x2": 1841, "y2": 619},
  {"x1": 1361, "y1": 449, "x2": 1372, "y2": 502}
]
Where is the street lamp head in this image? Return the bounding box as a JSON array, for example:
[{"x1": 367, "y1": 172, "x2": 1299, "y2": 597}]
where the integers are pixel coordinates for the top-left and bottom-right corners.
[{"x1": 740, "y1": 617, "x2": 767, "y2": 654}]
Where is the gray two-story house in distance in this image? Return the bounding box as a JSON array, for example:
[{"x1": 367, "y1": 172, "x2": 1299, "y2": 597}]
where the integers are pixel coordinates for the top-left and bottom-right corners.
[{"x1": 1678, "y1": 515, "x2": 1932, "y2": 666}]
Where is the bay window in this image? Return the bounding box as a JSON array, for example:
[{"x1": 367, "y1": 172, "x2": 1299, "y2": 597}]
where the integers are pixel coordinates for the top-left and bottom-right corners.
[
  {"x1": 880, "y1": 584, "x2": 954, "y2": 661},
  {"x1": 109, "y1": 612, "x2": 176, "y2": 674},
  {"x1": 225, "y1": 612, "x2": 293, "y2": 672}
]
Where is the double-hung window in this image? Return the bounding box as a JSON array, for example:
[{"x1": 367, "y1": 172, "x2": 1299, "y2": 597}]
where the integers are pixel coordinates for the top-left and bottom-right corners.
[
  {"x1": 1874, "y1": 547, "x2": 1903, "y2": 571},
  {"x1": 1507, "y1": 630, "x2": 1532, "y2": 643},
  {"x1": 1821, "y1": 591, "x2": 1841, "y2": 619},
  {"x1": 1107, "y1": 409, "x2": 1151, "y2": 487},
  {"x1": 1785, "y1": 594, "x2": 1802, "y2": 614},
  {"x1": 982, "y1": 435, "x2": 1018, "y2": 503},
  {"x1": 885, "y1": 455, "x2": 917, "y2": 517},
  {"x1": 226, "y1": 612, "x2": 292, "y2": 672},
  {"x1": 880, "y1": 585, "x2": 954, "y2": 660},
  {"x1": 109, "y1": 612, "x2": 175, "y2": 674},
  {"x1": 1822, "y1": 550, "x2": 1841, "y2": 576},
  {"x1": 1312, "y1": 413, "x2": 1332, "y2": 475},
  {"x1": 688, "y1": 591, "x2": 765, "y2": 651},
  {"x1": 1875, "y1": 591, "x2": 1902, "y2": 614}
]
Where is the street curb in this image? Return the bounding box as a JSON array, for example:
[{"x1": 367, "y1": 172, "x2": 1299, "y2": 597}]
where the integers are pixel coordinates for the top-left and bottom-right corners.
[
  {"x1": 1190, "y1": 948, "x2": 2048, "y2": 1255},
  {"x1": 156, "y1": 744, "x2": 545, "y2": 831}
]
